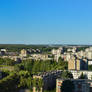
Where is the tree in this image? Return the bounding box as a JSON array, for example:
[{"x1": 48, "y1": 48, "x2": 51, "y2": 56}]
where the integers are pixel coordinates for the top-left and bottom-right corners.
[
  {"x1": 0, "y1": 72, "x2": 19, "y2": 92},
  {"x1": 24, "y1": 60, "x2": 34, "y2": 71},
  {"x1": 0, "y1": 58, "x2": 14, "y2": 66},
  {"x1": 78, "y1": 73, "x2": 87, "y2": 79},
  {"x1": 58, "y1": 57, "x2": 64, "y2": 62},
  {"x1": 32, "y1": 61, "x2": 41, "y2": 74},
  {"x1": 5, "y1": 58, "x2": 14, "y2": 66},
  {"x1": 61, "y1": 71, "x2": 73, "y2": 79},
  {"x1": 61, "y1": 80, "x2": 74, "y2": 92},
  {"x1": 38, "y1": 79, "x2": 43, "y2": 88},
  {"x1": 33, "y1": 78, "x2": 37, "y2": 87},
  {"x1": 88, "y1": 65, "x2": 92, "y2": 71},
  {"x1": 14, "y1": 64, "x2": 24, "y2": 71},
  {"x1": 2, "y1": 70, "x2": 9, "y2": 79},
  {"x1": 57, "y1": 62, "x2": 68, "y2": 70},
  {"x1": 27, "y1": 77, "x2": 33, "y2": 90}
]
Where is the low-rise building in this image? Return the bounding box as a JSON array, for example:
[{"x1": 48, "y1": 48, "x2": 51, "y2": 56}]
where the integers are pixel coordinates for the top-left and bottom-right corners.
[{"x1": 31, "y1": 54, "x2": 52, "y2": 60}]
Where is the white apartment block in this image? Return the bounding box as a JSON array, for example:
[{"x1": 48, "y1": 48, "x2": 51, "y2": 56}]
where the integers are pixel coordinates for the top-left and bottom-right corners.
[
  {"x1": 69, "y1": 70, "x2": 92, "y2": 80},
  {"x1": 88, "y1": 60, "x2": 92, "y2": 65}
]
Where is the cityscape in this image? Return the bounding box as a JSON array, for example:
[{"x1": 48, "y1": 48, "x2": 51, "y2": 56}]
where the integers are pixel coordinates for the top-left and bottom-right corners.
[
  {"x1": 0, "y1": 0, "x2": 92, "y2": 92},
  {"x1": 0, "y1": 45, "x2": 92, "y2": 92}
]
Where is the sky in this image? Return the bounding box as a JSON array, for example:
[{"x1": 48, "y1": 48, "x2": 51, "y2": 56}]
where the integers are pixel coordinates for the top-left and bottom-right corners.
[{"x1": 0, "y1": 0, "x2": 92, "y2": 45}]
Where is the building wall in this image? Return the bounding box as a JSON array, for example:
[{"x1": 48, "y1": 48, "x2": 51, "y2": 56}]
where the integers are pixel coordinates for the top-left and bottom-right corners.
[
  {"x1": 76, "y1": 59, "x2": 81, "y2": 70},
  {"x1": 56, "y1": 79, "x2": 92, "y2": 92},
  {"x1": 20, "y1": 49, "x2": 27, "y2": 57},
  {"x1": 69, "y1": 70, "x2": 92, "y2": 80},
  {"x1": 68, "y1": 59, "x2": 76, "y2": 70},
  {"x1": 33, "y1": 71, "x2": 62, "y2": 92},
  {"x1": 68, "y1": 58, "x2": 88, "y2": 70}
]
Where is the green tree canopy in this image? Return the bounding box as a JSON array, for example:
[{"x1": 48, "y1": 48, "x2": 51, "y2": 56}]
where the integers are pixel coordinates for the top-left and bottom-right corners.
[
  {"x1": 78, "y1": 73, "x2": 87, "y2": 79},
  {"x1": 88, "y1": 65, "x2": 92, "y2": 71},
  {"x1": 61, "y1": 71, "x2": 73, "y2": 79}
]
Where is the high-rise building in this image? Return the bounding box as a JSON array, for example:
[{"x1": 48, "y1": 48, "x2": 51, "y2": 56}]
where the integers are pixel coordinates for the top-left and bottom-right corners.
[
  {"x1": 51, "y1": 47, "x2": 64, "y2": 62},
  {"x1": 68, "y1": 58, "x2": 88, "y2": 70}
]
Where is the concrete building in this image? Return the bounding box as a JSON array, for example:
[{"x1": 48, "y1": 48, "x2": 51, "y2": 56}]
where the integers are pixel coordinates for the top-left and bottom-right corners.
[
  {"x1": 56, "y1": 79, "x2": 92, "y2": 92},
  {"x1": 88, "y1": 60, "x2": 92, "y2": 65},
  {"x1": 0, "y1": 49, "x2": 7, "y2": 55},
  {"x1": 52, "y1": 47, "x2": 63, "y2": 55},
  {"x1": 77, "y1": 51, "x2": 85, "y2": 59},
  {"x1": 20, "y1": 49, "x2": 27, "y2": 57},
  {"x1": 51, "y1": 47, "x2": 64, "y2": 62},
  {"x1": 69, "y1": 70, "x2": 92, "y2": 80},
  {"x1": 67, "y1": 47, "x2": 77, "y2": 53},
  {"x1": 61, "y1": 53, "x2": 72, "y2": 61},
  {"x1": 86, "y1": 51, "x2": 92, "y2": 59},
  {"x1": 33, "y1": 70, "x2": 62, "y2": 92},
  {"x1": 31, "y1": 54, "x2": 52, "y2": 60},
  {"x1": 68, "y1": 58, "x2": 88, "y2": 70}
]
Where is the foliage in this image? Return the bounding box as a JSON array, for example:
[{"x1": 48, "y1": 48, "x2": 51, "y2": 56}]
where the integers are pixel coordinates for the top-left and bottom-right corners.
[
  {"x1": 0, "y1": 58, "x2": 14, "y2": 66},
  {"x1": 0, "y1": 44, "x2": 57, "y2": 53},
  {"x1": 1, "y1": 70, "x2": 10, "y2": 79},
  {"x1": 44, "y1": 88, "x2": 56, "y2": 92},
  {"x1": 88, "y1": 65, "x2": 92, "y2": 71},
  {"x1": 0, "y1": 72, "x2": 19, "y2": 92},
  {"x1": 14, "y1": 60, "x2": 68, "y2": 74},
  {"x1": 33, "y1": 78, "x2": 43, "y2": 91},
  {"x1": 0, "y1": 71, "x2": 33, "y2": 92},
  {"x1": 61, "y1": 80, "x2": 74, "y2": 92},
  {"x1": 58, "y1": 57, "x2": 64, "y2": 62},
  {"x1": 78, "y1": 73, "x2": 87, "y2": 79},
  {"x1": 61, "y1": 71, "x2": 73, "y2": 79},
  {"x1": 14, "y1": 64, "x2": 24, "y2": 71},
  {"x1": 0, "y1": 57, "x2": 68, "y2": 92},
  {"x1": 57, "y1": 61, "x2": 68, "y2": 70},
  {"x1": 77, "y1": 47, "x2": 88, "y2": 51},
  {"x1": 18, "y1": 71, "x2": 32, "y2": 89}
]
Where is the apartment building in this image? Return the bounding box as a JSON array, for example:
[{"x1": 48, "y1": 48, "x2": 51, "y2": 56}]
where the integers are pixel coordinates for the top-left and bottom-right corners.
[
  {"x1": 69, "y1": 70, "x2": 92, "y2": 80},
  {"x1": 56, "y1": 79, "x2": 92, "y2": 92},
  {"x1": 33, "y1": 70, "x2": 62, "y2": 92},
  {"x1": 68, "y1": 57, "x2": 88, "y2": 70}
]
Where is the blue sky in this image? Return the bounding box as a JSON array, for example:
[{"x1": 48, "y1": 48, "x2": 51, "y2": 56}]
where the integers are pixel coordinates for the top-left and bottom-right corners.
[{"x1": 0, "y1": 0, "x2": 92, "y2": 44}]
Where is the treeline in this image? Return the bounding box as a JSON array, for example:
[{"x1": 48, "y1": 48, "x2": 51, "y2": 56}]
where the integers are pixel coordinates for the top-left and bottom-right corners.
[
  {"x1": 77, "y1": 47, "x2": 88, "y2": 51},
  {"x1": 14, "y1": 60, "x2": 68, "y2": 74},
  {"x1": 0, "y1": 44, "x2": 57, "y2": 53},
  {"x1": 0, "y1": 59, "x2": 68, "y2": 92},
  {"x1": 0, "y1": 72, "x2": 19, "y2": 92},
  {"x1": 0, "y1": 58, "x2": 15, "y2": 66},
  {"x1": 0, "y1": 70, "x2": 72, "y2": 92},
  {"x1": 0, "y1": 71, "x2": 44, "y2": 92}
]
